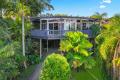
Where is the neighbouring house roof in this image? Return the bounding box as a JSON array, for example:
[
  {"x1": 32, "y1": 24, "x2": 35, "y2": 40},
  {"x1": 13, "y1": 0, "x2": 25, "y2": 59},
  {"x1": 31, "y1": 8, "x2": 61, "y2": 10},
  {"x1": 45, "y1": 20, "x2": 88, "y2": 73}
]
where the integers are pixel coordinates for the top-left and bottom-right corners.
[{"x1": 30, "y1": 15, "x2": 99, "y2": 22}]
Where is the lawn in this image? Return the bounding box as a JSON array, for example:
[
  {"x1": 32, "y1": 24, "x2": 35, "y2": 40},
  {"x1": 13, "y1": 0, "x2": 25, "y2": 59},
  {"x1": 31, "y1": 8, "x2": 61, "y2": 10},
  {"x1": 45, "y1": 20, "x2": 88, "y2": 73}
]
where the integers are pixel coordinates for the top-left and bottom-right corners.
[
  {"x1": 72, "y1": 67, "x2": 104, "y2": 80},
  {"x1": 72, "y1": 59, "x2": 107, "y2": 80}
]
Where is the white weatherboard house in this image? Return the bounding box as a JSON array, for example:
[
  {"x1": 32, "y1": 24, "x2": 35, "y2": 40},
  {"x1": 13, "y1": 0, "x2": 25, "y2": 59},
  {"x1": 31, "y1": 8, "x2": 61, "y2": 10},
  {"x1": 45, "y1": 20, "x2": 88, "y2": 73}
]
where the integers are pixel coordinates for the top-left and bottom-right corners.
[{"x1": 30, "y1": 16, "x2": 99, "y2": 58}]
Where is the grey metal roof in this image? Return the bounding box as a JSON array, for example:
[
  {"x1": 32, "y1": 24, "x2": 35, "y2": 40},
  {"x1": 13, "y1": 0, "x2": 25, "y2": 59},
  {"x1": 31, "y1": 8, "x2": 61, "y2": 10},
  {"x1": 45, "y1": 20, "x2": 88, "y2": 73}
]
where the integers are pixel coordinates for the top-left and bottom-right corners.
[{"x1": 30, "y1": 15, "x2": 99, "y2": 21}]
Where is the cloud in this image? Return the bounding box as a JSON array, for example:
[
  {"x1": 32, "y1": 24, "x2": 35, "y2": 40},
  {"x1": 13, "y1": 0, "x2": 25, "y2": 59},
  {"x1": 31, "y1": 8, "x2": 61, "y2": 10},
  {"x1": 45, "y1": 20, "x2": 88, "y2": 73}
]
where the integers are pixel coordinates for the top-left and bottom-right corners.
[
  {"x1": 99, "y1": 5, "x2": 106, "y2": 9},
  {"x1": 102, "y1": 0, "x2": 112, "y2": 4}
]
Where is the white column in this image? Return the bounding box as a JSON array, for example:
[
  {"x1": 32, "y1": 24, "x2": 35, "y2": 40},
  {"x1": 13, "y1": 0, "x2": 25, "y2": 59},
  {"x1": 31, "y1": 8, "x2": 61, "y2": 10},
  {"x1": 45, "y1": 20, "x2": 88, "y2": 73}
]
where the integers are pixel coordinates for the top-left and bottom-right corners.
[
  {"x1": 47, "y1": 20, "x2": 49, "y2": 30},
  {"x1": 40, "y1": 39, "x2": 42, "y2": 59},
  {"x1": 47, "y1": 20, "x2": 49, "y2": 35},
  {"x1": 75, "y1": 20, "x2": 77, "y2": 30},
  {"x1": 40, "y1": 19, "x2": 41, "y2": 30},
  {"x1": 80, "y1": 19, "x2": 82, "y2": 30},
  {"x1": 87, "y1": 20, "x2": 89, "y2": 29},
  {"x1": 69, "y1": 20, "x2": 71, "y2": 30},
  {"x1": 47, "y1": 40, "x2": 48, "y2": 52},
  {"x1": 39, "y1": 19, "x2": 42, "y2": 59}
]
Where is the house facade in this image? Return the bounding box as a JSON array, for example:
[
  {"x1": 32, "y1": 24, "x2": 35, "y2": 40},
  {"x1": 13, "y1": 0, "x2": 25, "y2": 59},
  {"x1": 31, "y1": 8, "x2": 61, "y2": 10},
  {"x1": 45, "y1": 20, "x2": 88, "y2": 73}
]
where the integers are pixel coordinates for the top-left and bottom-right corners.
[{"x1": 30, "y1": 16, "x2": 99, "y2": 58}]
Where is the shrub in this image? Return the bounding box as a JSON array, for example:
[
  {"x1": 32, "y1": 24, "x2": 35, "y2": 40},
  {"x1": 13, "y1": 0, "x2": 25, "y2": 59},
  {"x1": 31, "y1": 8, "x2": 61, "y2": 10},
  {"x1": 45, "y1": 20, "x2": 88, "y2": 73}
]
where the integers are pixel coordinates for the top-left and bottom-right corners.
[
  {"x1": 40, "y1": 53, "x2": 71, "y2": 80},
  {"x1": 60, "y1": 32, "x2": 95, "y2": 69}
]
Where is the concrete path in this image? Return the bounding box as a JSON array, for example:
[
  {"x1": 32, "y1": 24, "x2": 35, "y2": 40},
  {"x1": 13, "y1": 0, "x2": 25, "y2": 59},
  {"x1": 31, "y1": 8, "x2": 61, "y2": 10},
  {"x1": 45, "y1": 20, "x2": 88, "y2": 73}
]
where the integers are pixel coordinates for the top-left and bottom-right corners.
[{"x1": 28, "y1": 64, "x2": 42, "y2": 80}]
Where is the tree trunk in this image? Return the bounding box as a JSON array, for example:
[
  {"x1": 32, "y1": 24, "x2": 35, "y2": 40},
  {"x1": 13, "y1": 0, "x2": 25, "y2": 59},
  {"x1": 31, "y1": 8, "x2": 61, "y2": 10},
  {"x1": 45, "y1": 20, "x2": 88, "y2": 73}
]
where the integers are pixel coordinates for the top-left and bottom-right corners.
[{"x1": 113, "y1": 40, "x2": 120, "y2": 80}]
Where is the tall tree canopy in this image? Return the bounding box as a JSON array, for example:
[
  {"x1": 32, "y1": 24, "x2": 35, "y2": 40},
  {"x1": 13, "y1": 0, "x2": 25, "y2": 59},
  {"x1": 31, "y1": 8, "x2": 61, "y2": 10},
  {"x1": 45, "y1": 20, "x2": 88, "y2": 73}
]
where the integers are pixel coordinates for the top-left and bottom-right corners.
[
  {"x1": 0, "y1": 0, "x2": 53, "y2": 17},
  {"x1": 91, "y1": 12, "x2": 107, "y2": 20},
  {"x1": 0, "y1": 0, "x2": 53, "y2": 79},
  {"x1": 96, "y1": 14, "x2": 120, "y2": 80}
]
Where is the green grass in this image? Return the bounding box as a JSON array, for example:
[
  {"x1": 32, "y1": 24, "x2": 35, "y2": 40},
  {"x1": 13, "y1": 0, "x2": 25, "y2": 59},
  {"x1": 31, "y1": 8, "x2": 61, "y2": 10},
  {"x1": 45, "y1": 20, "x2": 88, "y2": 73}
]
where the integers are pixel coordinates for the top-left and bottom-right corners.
[
  {"x1": 71, "y1": 59, "x2": 107, "y2": 80},
  {"x1": 17, "y1": 64, "x2": 37, "y2": 80},
  {"x1": 72, "y1": 66, "x2": 104, "y2": 80}
]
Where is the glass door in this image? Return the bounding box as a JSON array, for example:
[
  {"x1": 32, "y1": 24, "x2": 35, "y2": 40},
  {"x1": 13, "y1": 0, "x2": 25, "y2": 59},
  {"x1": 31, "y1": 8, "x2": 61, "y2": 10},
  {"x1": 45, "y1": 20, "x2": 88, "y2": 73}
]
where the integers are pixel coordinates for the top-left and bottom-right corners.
[{"x1": 49, "y1": 23, "x2": 59, "y2": 35}]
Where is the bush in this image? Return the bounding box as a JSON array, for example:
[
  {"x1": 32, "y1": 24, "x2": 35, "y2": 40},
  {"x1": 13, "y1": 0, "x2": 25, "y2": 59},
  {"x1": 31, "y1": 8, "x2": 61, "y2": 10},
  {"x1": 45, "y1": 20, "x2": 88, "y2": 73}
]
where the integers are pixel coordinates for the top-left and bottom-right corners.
[
  {"x1": 27, "y1": 54, "x2": 40, "y2": 65},
  {"x1": 60, "y1": 32, "x2": 95, "y2": 69},
  {"x1": 40, "y1": 53, "x2": 71, "y2": 80}
]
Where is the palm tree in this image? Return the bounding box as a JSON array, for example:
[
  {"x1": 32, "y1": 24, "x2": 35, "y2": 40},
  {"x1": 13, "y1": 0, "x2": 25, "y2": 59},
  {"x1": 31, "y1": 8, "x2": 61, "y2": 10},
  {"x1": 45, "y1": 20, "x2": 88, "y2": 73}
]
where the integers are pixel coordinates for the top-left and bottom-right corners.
[
  {"x1": 96, "y1": 14, "x2": 120, "y2": 80},
  {"x1": 91, "y1": 12, "x2": 107, "y2": 26},
  {"x1": 21, "y1": 0, "x2": 54, "y2": 16}
]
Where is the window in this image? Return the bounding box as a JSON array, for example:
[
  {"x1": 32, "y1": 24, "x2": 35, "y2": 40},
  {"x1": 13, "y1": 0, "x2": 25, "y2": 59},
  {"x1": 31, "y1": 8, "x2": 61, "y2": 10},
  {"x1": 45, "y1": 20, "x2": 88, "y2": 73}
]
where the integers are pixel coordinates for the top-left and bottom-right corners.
[
  {"x1": 77, "y1": 20, "x2": 80, "y2": 22},
  {"x1": 82, "y1": 23, "x2": 88, "y2": 30},
  {"x1": 54, "y1": 23, "x2": 58, "y2": 30},
  {"x1": 49, "y1": 23, "x2": 54, "y2": 30},
  {"x1": 41, "y1": 20, "x2": 47, "y2": 30},
  {"x1": 77, "y1": 24, "x2": 81, "y2": 30}
]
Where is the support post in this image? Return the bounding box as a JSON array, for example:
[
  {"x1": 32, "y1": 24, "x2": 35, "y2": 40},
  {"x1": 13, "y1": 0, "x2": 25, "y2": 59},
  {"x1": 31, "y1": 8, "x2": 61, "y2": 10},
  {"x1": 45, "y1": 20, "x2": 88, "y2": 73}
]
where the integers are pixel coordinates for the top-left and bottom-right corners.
[
  {"x1": 47, "y1": 40, "x2": 48, "y2": 52},
  {"x1": 40, "y1": 39, "x2": 42, "y2": 59},
  {"x1": 22, "y1": 15, "x2": 27, "y2": 68},
  {"x1": 39, "y1": 19, "x2": 42, "y2": 59},
  {"x1": 75, "y1": 20, "x2": 77, "y2": 31},
  {"x1": 47, "y1": 20, "x2": 49, "y2": 30},
  {"x1": 80, "y1": 19, "x2": 82, "y2": 30}
]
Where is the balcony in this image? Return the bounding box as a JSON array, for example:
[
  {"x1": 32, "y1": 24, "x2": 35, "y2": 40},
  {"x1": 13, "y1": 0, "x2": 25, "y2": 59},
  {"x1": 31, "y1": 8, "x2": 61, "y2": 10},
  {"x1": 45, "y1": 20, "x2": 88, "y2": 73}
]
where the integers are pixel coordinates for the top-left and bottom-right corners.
[{"x1": 31, "y1": 29, "x2": 92, "y2": 39}]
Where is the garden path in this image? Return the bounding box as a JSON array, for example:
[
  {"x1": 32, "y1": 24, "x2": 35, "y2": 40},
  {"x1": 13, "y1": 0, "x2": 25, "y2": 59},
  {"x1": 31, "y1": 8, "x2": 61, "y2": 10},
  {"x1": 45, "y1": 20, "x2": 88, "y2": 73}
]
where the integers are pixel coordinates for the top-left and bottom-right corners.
[{"x1": 28, "y1": 63, "x2": 42, "y2": 80}]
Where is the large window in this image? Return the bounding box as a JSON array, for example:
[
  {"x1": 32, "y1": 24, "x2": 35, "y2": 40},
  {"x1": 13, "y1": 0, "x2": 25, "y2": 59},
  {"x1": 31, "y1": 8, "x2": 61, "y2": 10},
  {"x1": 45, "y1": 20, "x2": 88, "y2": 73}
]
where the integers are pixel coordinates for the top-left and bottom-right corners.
[
  {"x1": 49, "y1": 23, "x2": 58, "y2": 30},
  {"x1": 77, "y1": 24, "x2": 81, "y2": 30},
  {"x1": 49, "y1": 23, "x2": 59, "y2": 35},
  {"x1": 41, "y1": 20, "x2": 47, "y2": 30},
  {"x1": 69, "y1": 23, "x2": 75, "y2": 30}
]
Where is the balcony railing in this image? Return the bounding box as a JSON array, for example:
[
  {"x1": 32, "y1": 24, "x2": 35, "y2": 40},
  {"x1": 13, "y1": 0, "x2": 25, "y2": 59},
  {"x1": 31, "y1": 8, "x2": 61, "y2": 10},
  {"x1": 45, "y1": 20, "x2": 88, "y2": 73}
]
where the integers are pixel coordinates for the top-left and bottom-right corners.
[{"x1": 31, "y1": 29, "x2": 92, "y2": 39}]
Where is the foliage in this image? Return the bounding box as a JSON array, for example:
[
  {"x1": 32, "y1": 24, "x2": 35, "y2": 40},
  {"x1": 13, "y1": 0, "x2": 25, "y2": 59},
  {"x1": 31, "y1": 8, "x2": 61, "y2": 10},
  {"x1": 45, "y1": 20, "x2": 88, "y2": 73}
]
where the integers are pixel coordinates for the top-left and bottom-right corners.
[
  {"x1": 90, "y1": 24, "x2": 101, "y2": 37},
  {"x1": 0, "y1": 42, "x2": 26, "y2": 80},
  {"x1": 112, "y1": 58, "x2": 120, "y2": 67},
  {"x1": 91, "y1": 12, "x2": 107, "y2": 20},
  {"x1": 60, "y1": 32, "x2": 95, "y2": 69},
  {"x1": 40, "y1": 53, "x2": 71, "y2": 80},
  {"x1": 72, "y1": 59, "x2": 107, "y2": 80},
  {"x1": 96, "y1": 14, "x2": 120, "y2": 60},
  {"x1": 27, "y1": 54, "x2": 40, "y2": 65},
  {"x1": 95, "y1": 14, "x2": 120, "y2": 79},
  {"x1": 0, "y1": 0, "x2": 53, "y2": 79}
]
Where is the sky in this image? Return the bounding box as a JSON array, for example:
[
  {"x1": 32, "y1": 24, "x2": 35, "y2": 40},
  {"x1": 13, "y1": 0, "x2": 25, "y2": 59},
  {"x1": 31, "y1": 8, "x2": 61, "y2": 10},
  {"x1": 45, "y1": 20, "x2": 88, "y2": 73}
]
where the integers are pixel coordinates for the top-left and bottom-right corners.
[{"x1": 43, "y1": 0, "x2": 120, "y2": 17}]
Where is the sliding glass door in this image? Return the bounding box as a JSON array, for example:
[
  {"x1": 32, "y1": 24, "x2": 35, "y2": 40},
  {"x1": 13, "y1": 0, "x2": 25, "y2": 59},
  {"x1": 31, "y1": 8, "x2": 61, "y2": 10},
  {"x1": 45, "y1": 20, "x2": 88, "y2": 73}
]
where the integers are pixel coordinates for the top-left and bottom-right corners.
[{"x1": 49, "y1": 23, "x2": 59, "y2": 35}]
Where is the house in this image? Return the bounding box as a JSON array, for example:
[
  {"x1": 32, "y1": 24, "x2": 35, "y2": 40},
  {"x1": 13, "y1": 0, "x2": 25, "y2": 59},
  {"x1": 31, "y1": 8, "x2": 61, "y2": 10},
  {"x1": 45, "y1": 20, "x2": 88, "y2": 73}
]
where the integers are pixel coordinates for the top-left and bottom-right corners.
[{"x1": 30, "y1": 15, "x2": 99, "y2": 58}]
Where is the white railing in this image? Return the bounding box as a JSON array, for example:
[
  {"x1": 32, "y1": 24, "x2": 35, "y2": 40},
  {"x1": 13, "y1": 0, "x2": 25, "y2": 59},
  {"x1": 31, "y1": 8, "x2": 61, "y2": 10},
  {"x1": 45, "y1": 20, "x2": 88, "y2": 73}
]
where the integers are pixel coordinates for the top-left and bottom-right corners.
[
  {"x1": 31, "y1": 29, "x2": 92, "y2": 38},
  {"x1": 48, "y1": 30, "x2": 61, "y2": 35}
]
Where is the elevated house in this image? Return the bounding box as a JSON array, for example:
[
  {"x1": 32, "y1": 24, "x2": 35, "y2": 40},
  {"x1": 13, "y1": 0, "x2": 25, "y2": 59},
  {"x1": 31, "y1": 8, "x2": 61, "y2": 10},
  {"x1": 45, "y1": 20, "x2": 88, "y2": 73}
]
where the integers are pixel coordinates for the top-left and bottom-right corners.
[{"x1": 30, "y1": 15, "x2": 99, "y2": 58}]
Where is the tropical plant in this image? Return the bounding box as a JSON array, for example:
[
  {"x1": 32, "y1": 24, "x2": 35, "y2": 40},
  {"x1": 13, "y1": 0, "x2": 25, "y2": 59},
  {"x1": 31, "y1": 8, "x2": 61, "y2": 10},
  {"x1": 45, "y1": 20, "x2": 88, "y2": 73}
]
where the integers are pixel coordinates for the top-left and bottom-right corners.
[
  {"x1": 0, "y1": 42, "x2": 25, "y2": 80},
  {"x1": 91, "y1": 12, "x2": 107, "y2": 26},
  {"x1": 40, "y1": 53, "x2": 71, "y2": 80},
  {"x1": 0, "y1": 0, "x2": 53, "y2": 79},
  {"x1": 95, "y1": 14, "x2": 120, "y2": 80},
  {"x1": 91, "y1": 12, "x2": 107, "y2": 20},
  {"x1": 60, "y1": 32, "x2": 95, "y2": 69},
  {"x1": 90, "y1": 24, "x2": 101, "y2": 37}
]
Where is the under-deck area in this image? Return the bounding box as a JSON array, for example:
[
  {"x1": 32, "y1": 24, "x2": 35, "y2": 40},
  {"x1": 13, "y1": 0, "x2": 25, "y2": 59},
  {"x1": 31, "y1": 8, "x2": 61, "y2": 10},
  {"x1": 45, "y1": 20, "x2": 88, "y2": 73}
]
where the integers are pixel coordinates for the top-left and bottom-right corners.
[{"x1": 32, "y1": 39, "x2": 60, "y2": 58}]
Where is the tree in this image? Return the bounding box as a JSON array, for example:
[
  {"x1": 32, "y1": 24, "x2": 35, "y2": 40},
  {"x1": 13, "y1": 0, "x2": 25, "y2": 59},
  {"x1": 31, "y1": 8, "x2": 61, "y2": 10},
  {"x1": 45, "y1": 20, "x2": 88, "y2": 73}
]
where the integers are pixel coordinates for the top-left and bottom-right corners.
[
  {"x1": 20, "y1": 0, "x2": 54, "y2": 16},
  {"x1": 95, "y1": 14, "x2": 120, "y2": 80},
  {"x1": 91, "y1": 12, "x2": 107, "y2": 26},
  {"x1": 90, "y1": 24, "x2": 101, "y2": 37},
  {"x1": 91, "y1": 12, "x2": 107, "y2": 20},
  {"x1": 0, "y1": 0, "x2": 53, "y2": 79},
  {"x1": 40, "y1": 53, "x2": 71, "y2": 80},
  {"x1": 0, "y1": 42, "x2": 25, "y2": 80},
  {"x1": 60, "y1": 32, "x2": 95, "y2": 69}
]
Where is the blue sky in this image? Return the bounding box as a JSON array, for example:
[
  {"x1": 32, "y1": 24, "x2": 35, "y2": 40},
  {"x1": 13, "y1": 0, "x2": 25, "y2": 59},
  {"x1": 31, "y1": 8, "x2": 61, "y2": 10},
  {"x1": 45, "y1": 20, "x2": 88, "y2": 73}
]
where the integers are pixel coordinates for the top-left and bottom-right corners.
[{"x1": 43, "y1": 0, "x2": 120, "y2": 17}]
